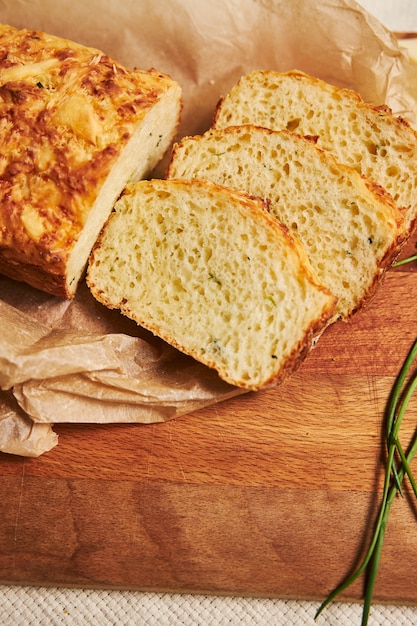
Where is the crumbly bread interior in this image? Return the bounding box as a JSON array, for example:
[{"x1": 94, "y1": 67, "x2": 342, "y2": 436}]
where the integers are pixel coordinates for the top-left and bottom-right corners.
[
  {"x1": 87, "y1": 179, "x2": 336, "y2": 390},
  {"x1": 66, "y1": 86, "x2": 181, "y2": 295},
  {"x1": 213, "y1": 69, "x2": 417, "y2": 233},
  {"x1": 167, "y1": 125, "x2": 404, "y2": 321}
]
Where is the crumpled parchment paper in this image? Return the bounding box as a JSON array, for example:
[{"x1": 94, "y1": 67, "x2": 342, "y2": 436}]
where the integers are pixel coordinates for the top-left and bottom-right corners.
[
  {"x1": 1, "y1": 0, "x2": 417, "y2": 456},
  {"x1": 0, "y1": 279, "x2": 242, "y2": 456}
]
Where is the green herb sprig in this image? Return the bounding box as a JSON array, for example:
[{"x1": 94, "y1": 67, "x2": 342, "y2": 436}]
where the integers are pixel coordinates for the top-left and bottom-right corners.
[
  {"x1": 393, "y1": 253, "x2": 417, "y2": 267},
  {"x1": 315, "y1": 337, "x2": 417, "y2": 626},
  {"x1": 393, "y1": 241, "x2": 417, "y2": 267}
]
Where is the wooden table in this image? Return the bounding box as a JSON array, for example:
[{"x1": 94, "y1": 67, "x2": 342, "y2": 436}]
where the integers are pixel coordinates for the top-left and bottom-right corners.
[{"x1": 1, "y1": 238, "x2": 417, "y2": 606}]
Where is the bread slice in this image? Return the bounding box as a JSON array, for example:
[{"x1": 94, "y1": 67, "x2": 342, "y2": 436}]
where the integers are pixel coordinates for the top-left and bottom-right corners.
[
  {"x1": 167, "y1": 125, "x2": 405, "y2": 321},
  {"x1": 86, "y1": 179, "x2": 336, "y2": 390},
  {"x1": 0, "y1": 24, "x2": 182, "y2": 297},
  {"x1": 213, "y1": 69, "x2": 417, "y2": 234}
]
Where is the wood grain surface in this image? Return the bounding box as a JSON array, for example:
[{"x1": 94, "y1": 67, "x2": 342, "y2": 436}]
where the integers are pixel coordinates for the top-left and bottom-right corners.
[{"x1": 1, "y1": 238, "x2": 417, "y2": 606}]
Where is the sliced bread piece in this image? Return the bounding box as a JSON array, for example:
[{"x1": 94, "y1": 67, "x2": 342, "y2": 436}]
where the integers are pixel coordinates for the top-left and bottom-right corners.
[
  {"x1": 212, "y1": 69, "x2": 417, "y2": 234},
  {"x1": 86, "y1": 178, "x2": 336, "y2": 390},
  {"x1": 0, "y1": 23, "x2": 182, "y2": 297},
  {"x1": 167, "y1": 125, "x2": 405, "y2": 321}
]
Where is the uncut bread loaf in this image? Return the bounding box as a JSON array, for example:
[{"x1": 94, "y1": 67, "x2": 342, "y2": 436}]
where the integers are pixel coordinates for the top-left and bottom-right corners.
[
  {"x1": 213, "y1": 69, "x2": 417, "y2": 234},
  {"x1": 0, "y1": 23, "x2": 182, "y2": 297},
  {"x1": 86, "y1": 178, "x2": 336, "y2": 390},
  {"x1": 167, "y1": 125, "x2": 405, "y2": 322}
]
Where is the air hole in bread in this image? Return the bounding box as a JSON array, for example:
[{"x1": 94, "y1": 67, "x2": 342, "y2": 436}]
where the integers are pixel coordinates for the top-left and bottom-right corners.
[
  {"x1": 286, "y1": 118, "x2": 300, "y2": 131},
  {"x1": 168, "y1": 125, "x2": 405, "y2": 321}
]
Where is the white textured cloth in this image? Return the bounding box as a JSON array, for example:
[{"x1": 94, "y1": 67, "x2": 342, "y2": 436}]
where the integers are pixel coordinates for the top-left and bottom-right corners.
[{"x1": 1, "y1": 587, "x2": 417, "y2": 626}]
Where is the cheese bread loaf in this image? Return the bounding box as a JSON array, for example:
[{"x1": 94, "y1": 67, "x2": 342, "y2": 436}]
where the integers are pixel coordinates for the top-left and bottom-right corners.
[
  {"x1": 0, "y1": 24, "x2": 182, "y2": 297},
  {"x1": 213, "y1": 69, "x2": 417, "y2": 234},
  {"x1": 87, "y1": 179, "x2": 336, "y2": 390},
  {"x1": 167, "y1": 125, "x2": 405, "y2": 321}
]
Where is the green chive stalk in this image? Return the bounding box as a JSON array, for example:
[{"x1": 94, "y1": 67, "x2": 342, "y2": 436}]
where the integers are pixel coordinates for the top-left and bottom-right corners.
[
  {"x1": 393, "y1": 241, "x2": 417, "y2": 268},
  {"x1": 315, "y1": 337, "x2": 417, "y2": 626},
  {"x1": 393, "y1": 254, "x2": 417, "y2": 267}
]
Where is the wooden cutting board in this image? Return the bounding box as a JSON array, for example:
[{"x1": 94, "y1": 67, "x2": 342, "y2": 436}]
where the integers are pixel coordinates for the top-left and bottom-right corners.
[{"x1": 1, "y1": 238, "x2": 417, "y2": 608}]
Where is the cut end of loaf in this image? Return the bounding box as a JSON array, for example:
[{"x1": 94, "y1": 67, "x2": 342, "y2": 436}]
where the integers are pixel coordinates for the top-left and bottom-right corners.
[
  {"x1": 65, "y1": 81, "x2": 183, "y2": 297},
  {"x1": 0, "y1": 24, "x2": 182, "y2": 298},
  {"x1": 87, "y1": 179, "x2": 336, "y2": 390}
]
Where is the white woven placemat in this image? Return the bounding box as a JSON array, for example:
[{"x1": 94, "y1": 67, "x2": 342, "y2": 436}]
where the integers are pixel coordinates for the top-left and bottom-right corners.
[{"x1": 1, "y1": 587, "x2": 417, "y2": 626}]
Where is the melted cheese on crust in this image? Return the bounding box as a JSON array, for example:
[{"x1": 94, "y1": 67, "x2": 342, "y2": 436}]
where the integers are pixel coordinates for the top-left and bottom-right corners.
[{"x1": 0, "y1": 24, "x2": 181, "y2": 295}]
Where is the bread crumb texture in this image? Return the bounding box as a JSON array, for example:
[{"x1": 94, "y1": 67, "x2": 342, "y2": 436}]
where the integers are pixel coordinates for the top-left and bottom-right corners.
[
  {"x1": 213, "y1": 69, "x2": 417, "y2": 233},
  {"x1": 168, "y1": 125, "x2": 404, "y2": 320},
  {"x1": 87, "y1": 179, "x2": 336, "y2": 390}
]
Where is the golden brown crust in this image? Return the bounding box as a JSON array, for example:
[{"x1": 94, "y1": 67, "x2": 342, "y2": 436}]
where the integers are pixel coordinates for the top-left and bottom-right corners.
[{"x1": 0, "y1": 23, "x2": 181, "y2": 297}]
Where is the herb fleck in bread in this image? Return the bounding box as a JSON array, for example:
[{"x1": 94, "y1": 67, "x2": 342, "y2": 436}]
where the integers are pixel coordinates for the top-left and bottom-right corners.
[
  {"x1": 167, "y1": 125, "x2": 405, "y2": 321},
  {"x1": 0, "y1": 23, "x2": 182, "y2": 297},
  {"x1": 213, "y1": 69, "x2": 417, "y2": 234},
  {"x1": 87, "y1": 179, "x2": 336, "y2": 390}
]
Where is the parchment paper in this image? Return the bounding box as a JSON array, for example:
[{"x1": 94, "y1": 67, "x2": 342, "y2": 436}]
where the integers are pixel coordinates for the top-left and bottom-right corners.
[{"x1": 1, "y1": 0, "x2": 417, "y2": 456}]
